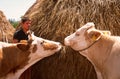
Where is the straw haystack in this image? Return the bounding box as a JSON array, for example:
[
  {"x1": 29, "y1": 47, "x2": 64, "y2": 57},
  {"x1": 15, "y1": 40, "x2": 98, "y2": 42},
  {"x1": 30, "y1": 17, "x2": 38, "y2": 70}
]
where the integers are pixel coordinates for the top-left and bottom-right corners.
[
  {"x1": 0, "y1": 11, "x2": 15, "y2": 42},
  {"x1": 24, "y1": 0, "x2": 120, "y2": 79}
]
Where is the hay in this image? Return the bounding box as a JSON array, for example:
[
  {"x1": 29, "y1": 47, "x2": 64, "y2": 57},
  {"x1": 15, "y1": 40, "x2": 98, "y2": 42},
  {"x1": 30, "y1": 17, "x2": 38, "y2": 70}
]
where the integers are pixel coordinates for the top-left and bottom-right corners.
[
  {"x1": 24, "y1": 0, "x2": 120, "y2": 79},
  {"x1": 0, "y1": 11, "x2": 15, "y2": 42}
]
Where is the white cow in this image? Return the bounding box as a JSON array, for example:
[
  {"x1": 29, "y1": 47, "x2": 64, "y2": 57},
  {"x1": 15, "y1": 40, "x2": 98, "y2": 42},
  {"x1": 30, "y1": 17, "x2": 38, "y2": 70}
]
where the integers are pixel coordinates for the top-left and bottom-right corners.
[
  {"x1": 0, "y1": 33, "x2": 62, "y2": 79},
  {"x1": 64, "y1": 22, "x2": 120, "y2": 79}
]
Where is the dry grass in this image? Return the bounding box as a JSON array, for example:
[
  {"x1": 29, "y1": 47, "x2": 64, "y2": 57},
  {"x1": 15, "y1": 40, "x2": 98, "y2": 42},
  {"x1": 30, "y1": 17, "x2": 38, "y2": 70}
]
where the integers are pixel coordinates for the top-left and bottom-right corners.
[{"x1": 0, "y1": 11, "x2": 15, "y2": 42}]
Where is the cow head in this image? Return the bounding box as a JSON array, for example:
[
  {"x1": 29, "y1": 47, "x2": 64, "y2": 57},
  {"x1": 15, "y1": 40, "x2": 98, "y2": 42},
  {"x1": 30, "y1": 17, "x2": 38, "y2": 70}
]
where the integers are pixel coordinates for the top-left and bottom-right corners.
[
  {"x1": 33, "y1": 33, "x2": 61, "y2": 54},
  {"x1": 17, "y1": 32, "x2": 62, "y2": 63},
  {"x1": 64, "y1": 22, "x2": 111, "y2": 51}
]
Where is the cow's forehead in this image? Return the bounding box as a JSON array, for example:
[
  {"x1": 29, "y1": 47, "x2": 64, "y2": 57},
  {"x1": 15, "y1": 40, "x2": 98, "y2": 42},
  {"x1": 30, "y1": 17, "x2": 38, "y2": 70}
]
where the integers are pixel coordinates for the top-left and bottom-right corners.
[
  {"x1": 76, "y1": 22, "x2": 95, "y2": 33},
  {"x1": 77, "y1": 22, "x2": 95, "y2": 32},
  {"x1": 30, "y1": 33, "x2": 45, "y2": 42},
  {"x1": 35, "y1": 36, "x2": 44, "y2": 42},
  {"x1": 83, "y1": 22, "x2": 95, "y2": 28},
  {"x1": 77, "y1": 27, "x2": 85, "y2": 32}
]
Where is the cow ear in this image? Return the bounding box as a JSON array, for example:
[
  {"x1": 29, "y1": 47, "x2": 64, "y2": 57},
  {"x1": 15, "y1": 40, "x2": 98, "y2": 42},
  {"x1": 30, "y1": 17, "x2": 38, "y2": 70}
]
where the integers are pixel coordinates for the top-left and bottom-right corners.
[
  {"x1": 27, "y1": 31, "x2": 34, "y2": 45},
  {"x1": 87, "y1": 30, "x2": 101, "y2": 41},
  {"x1": 17, "y1": 43, "x2": 30, "y2": 51},
  {"x1": 101, "y1": 31, "x2": 111, "y2": 36}
]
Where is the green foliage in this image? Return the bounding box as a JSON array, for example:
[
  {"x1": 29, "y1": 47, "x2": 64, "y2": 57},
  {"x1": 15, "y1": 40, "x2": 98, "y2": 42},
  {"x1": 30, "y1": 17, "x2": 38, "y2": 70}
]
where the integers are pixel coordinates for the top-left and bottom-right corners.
[{"x1": 9, "y1": 19, "x2": 19, "y2": 28}]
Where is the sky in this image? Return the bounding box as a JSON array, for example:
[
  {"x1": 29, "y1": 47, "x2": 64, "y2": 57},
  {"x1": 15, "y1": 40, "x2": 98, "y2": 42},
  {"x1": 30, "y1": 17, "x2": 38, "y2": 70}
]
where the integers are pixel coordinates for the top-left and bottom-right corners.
[{"x1": 0, "y1": 0, "x2": 36, "y2": 21}]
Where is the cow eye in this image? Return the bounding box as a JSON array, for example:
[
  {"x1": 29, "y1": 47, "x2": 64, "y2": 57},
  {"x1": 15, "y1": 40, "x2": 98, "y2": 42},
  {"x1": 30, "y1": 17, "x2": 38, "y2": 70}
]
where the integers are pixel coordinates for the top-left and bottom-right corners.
[{"x1": 40, "y1": 40, "x2": 45, "y2": 45}]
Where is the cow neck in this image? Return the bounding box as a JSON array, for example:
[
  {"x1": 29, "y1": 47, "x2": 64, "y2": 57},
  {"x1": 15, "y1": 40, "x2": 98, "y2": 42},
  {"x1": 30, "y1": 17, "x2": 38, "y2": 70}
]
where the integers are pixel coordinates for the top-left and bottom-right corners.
[{"x1": 78, "y1": 37, "x2": 101, "y2": 52}]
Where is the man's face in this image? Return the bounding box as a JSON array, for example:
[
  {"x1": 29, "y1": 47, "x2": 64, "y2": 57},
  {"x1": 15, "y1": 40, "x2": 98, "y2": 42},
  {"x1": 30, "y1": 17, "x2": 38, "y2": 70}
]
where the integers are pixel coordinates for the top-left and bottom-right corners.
[{"x1": 22, "y1": 20, "x2": 31, "y2": 30}]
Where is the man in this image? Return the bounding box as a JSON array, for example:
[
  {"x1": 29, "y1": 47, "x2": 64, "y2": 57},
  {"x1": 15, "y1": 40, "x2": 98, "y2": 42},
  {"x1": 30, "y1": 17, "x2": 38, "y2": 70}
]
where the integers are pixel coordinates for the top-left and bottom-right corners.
[
  {"x1": 13, "y1": 16, "x2": 32, "y2": 79},
  {"x1": 13, "y1": 16, "x2": 31, "y2": 43}
]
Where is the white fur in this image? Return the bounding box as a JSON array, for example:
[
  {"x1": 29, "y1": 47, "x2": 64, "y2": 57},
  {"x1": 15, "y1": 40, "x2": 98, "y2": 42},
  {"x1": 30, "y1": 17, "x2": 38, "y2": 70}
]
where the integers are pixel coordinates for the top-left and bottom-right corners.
[{"x1": 64, "y1": 22, "x2": 120, "y2": 79}]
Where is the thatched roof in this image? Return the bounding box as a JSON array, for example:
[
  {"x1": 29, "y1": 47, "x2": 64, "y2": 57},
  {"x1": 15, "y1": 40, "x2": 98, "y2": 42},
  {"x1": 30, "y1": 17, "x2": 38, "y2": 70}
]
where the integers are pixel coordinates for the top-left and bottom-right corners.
[
  {"x1": 0, "y1": 10, "x2": 15, "y2": 42},
  {"x1": 24, "y1": 0, "x2": 120, "y2": 79}
]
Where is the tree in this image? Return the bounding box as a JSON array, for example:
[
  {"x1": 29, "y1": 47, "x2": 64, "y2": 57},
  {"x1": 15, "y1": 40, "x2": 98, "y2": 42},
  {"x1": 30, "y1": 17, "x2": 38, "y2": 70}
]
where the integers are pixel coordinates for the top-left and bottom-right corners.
[{"x1": 9, "y1": 19, "x2": 19, "y2": 28}]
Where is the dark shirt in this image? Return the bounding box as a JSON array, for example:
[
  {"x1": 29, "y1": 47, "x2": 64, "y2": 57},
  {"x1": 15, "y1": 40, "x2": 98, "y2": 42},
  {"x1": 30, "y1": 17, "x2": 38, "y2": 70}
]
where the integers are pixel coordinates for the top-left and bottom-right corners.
[{"x1": 13, "y1": 28, "x2": 28, "y2": 42}]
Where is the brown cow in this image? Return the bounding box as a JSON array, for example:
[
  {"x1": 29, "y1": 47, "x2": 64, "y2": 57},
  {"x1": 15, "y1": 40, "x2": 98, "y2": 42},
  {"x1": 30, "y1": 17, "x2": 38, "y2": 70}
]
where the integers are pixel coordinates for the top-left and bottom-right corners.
[
  {"x1": 0, "y1": 33, "x2": 62, "y2": 79},
  {"x1": 64, "y1": 22, "x2": 120, "y2": 79}
]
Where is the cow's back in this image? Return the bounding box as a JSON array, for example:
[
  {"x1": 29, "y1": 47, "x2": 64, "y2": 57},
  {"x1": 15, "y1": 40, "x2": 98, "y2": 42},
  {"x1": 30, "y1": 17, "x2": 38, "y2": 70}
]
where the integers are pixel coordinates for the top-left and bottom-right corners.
[{"x1": 0, "y1": 42, "x2": 30, "y2": 77}]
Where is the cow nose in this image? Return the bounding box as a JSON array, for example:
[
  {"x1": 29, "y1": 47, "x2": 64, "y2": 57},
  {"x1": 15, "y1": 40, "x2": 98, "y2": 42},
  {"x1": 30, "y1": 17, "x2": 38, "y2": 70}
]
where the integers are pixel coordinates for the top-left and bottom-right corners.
[
  {"x1": 57, "y1": 42, "x2": 62, "y2": 49},
  {"x1": 58, "y1": 42, "x2": 62, "y2": 46},
  {"x1": 64, "y1": 38, "x2": 70, "y2": 46}
]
